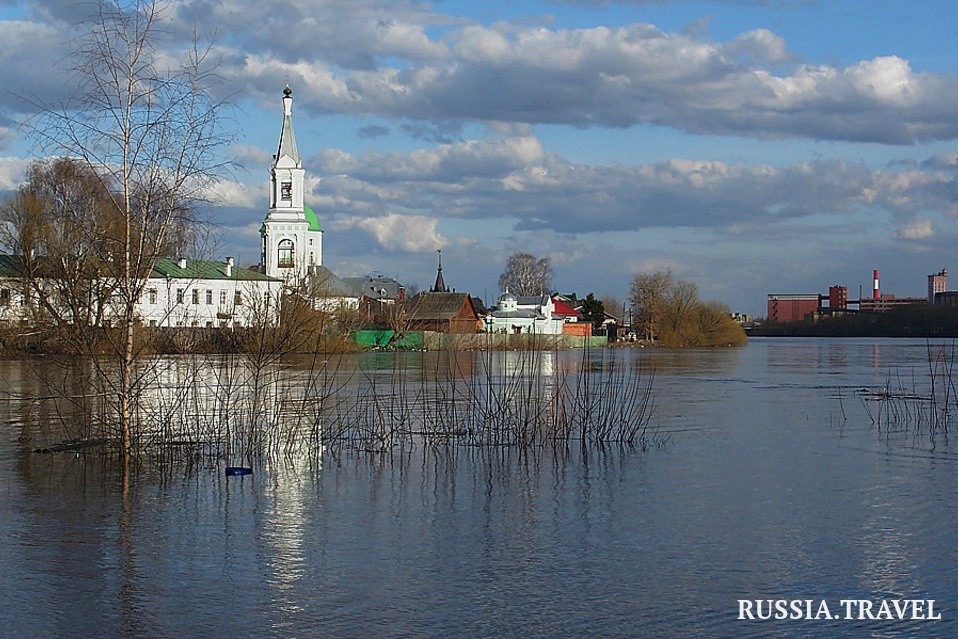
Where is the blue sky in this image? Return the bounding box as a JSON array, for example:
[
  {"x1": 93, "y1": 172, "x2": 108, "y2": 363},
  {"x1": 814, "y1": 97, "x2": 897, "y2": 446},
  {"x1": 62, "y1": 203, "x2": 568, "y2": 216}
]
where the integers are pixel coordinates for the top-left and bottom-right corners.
[{"x1": 2, "y1": 0, "x2": 958, "y2": 316}]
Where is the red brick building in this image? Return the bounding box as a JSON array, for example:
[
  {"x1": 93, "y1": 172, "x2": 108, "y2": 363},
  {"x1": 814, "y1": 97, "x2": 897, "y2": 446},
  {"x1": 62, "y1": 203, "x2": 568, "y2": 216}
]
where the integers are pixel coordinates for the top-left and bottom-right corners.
[{"x1": 767, "y1": 294, "x2": 820, "y2": 323}]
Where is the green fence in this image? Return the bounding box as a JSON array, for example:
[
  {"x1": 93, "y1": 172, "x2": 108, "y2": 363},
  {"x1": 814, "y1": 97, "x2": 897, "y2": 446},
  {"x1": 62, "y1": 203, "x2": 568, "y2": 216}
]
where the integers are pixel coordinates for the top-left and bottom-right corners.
[{"x1": 353, "y1": 330, "x2": 425, "y2": 349}]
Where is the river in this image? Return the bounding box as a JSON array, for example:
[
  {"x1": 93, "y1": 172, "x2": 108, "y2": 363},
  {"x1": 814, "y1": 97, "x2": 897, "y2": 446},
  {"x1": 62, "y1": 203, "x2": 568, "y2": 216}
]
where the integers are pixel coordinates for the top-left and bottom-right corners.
[{"x1": 1, "y1": 338, "x2": 956, "y2": 638}]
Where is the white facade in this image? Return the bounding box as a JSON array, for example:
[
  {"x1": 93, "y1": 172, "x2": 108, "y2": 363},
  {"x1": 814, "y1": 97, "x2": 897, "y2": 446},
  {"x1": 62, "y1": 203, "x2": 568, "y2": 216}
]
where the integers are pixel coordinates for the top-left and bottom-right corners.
[
  {"x1": 261, "y1": 85, "x2": 324, "y2": 284},
  {"x1": 138, "y1": 258, "x2": 283, "y2": 328},
  {"x1": 0, "y1": 257, "x2": 283, "y2": 329},
  {"x1": 485, "y1": 292, "x2": 564, "y2": 334}
]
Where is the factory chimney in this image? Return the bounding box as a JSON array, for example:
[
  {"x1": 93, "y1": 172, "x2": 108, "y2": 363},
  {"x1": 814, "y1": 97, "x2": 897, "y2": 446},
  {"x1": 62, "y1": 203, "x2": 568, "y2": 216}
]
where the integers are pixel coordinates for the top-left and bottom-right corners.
[{"x1": 873, "y1": 269, "x2": 880, "y2": 300}]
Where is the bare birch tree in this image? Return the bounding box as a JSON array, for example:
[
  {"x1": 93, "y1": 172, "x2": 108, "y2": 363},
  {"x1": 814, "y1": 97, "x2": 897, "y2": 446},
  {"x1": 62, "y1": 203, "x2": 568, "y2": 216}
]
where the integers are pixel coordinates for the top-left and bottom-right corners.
[
  {"x1": 25, "y1": 0, "x2": 232, "y2": 459},
  {"x1": 498, "y1": 252, "x2": 553, "y2": 296}
]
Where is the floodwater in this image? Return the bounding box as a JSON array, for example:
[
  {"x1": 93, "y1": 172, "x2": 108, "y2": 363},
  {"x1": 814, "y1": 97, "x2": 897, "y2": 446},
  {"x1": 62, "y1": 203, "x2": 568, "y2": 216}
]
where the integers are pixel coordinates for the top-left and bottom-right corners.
[{"x1": 1, "y1": 338, "x2": 957, "y2": 638}]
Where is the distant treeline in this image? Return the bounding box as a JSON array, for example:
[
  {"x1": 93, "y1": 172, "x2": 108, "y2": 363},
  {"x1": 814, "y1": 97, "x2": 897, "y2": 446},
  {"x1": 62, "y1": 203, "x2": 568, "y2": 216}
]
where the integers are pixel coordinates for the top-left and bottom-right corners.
[{"x1": 752, "y1": 306, "x2": 958, "y2": 338}]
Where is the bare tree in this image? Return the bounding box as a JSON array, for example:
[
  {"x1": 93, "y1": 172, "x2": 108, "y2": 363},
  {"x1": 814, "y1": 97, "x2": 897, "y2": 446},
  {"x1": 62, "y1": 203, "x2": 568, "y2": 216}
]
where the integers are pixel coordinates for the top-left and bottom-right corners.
[
  {"x1": 498, "y1": 252, "x2": 553, "y2": 296},
  {"x1": 629, "y1": 270, "x2": 746, "y2": 346},
  {"x1": 629, "y1": 269, "x2": 673, "y2": 342},
  {"x1": 0, "y1": 159, "x2": 115, "y2": 335},
  {"x1": 24, "y1": 0, "x2": 232, "y2": 459}
]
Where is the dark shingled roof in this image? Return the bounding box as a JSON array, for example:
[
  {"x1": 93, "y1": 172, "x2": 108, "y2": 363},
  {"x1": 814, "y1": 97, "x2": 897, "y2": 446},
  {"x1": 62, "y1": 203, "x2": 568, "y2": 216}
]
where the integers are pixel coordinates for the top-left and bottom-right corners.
[{"x1": 408, "y1": 292, "x2": 474, "y2": 320}]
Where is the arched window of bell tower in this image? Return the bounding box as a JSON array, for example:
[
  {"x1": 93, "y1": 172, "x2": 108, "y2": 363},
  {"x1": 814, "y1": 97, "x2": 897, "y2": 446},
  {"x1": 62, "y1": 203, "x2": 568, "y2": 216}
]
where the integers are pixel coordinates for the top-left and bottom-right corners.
[{"x1": 278, "y1": 239, "x2": 295, "y2": 268}]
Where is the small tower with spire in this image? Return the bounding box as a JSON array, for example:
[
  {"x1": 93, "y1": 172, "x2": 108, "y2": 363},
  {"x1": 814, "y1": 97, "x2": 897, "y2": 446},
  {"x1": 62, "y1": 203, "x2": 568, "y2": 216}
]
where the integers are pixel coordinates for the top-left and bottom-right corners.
[
  {"x1": 431, "y1": 249, "x2": 449, "y2": 293},
  {"x1": 261, "y1": 84, "x2": 323, "y2": 283}
]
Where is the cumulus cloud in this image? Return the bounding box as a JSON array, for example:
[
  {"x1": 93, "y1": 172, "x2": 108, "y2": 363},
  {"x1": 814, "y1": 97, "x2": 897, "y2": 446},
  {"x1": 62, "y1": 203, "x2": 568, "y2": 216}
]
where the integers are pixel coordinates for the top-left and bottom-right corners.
[
  {"x1": 299, "y1": 138, "x2": 958, "y2": 238},
  {"x1": 334, "y1": 213, "x2": 446, "y2": 252},
  {"x1": 2, "y1": 2, "x2": 957, "y2": 146},
  {"x1": 224, "y1": 19, "x2": 958, "y2": 144}
]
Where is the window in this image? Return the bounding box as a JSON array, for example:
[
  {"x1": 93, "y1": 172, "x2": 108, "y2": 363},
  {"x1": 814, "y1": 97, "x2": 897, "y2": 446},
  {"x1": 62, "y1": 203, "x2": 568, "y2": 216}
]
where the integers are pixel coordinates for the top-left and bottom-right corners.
[
  {"x1": 234, "y1": 291, "x2": 244, "y2": 306},
  {"x1": 176, "y1": 288, "x2": 184, "y2": 304},
  {"x1": 281, "y1": 181, "x2": 292, "y2": 201},
  {"x1": 149, "y1": 320, "x2": 157, "y2": 327},
  {"x1": 278, "y1": 239, "x2": 295, "y2": 268},
  {"x1": 206, "y1": 289, "x2": 213, "y2": 305},
  {"x1": 192, "y1": 289, "x2": 199, "y2": 304},
  {"x1": 0, "y1": 289, "x2": 9, "y2": 306},
  {"x1": 148, "y1": 288, "x2": 157, "y2": 304},
  {"x1": 220, "y1": 290, "x2": 227, "y2": 306}
]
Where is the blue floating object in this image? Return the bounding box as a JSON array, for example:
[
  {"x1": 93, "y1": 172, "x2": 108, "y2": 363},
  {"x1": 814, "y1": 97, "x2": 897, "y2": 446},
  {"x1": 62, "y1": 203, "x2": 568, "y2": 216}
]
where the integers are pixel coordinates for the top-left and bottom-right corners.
[{"x1": 225, "y1": 466, "x2": 253, "y2": 476}]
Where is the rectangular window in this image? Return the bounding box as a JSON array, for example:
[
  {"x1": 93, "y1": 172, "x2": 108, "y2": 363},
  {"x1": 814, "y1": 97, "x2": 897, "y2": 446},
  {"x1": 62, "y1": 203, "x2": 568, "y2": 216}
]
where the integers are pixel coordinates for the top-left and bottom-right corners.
[
  {"x1": 0, "y1": 289, "x2": 9, "y2": 306},
  {"x1": 176, "y1": 289, "x2": 184, "y2": 304},
  {"x1": 192, "y1": 289, "x2": 199, "y2": 304},
  {"x1": 206, "y1": 289, "x2": 213, "y2": 305},
  {"x1": 148, "y1": 288, "x2": 157, "y2": 304},
  {"x1": 220, "y1": 290, "x2": 227, "y2": 306},
  {"x1": 149, "y1": 320, "x2": 157, "y2": 327},
  {"x1": 234, "y1": 291, "x2": 244, "y2": 306},
  {"x1": 281, "y1": 181, "x2": 292, "y2": 201}
]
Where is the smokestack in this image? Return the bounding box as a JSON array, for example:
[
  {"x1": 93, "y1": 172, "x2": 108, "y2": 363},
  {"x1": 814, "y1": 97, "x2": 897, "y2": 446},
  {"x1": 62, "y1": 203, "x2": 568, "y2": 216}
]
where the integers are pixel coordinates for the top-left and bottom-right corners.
[
  {"x1": 225, "y1": 256, "x2": 234, "y2": 277},
  {"x1": 873, "y1": 269, "x2": 880, "y2": 300}
]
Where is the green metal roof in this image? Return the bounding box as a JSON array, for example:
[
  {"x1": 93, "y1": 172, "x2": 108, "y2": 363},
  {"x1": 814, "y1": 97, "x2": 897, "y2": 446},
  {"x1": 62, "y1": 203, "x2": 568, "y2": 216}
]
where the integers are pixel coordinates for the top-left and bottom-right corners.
[
  {"x1": 259, "y1": 206, "x2": 320, "y2": 232},
  {"x1": 304, "y1": 205, "x2": 322, "y2": 232},
  {"x1": 0, "y1": 255, "x2": 280, "y2": 282},
  {"x1": 152, "y1": 258, "x2": 279, "y2": 282}
]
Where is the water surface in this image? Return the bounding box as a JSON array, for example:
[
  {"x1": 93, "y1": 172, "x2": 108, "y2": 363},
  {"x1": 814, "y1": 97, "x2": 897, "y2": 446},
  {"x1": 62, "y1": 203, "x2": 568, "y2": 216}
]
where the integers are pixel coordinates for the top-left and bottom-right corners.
[{"x1": 1, "y1": 338, "x2": 956, "y2": 638}]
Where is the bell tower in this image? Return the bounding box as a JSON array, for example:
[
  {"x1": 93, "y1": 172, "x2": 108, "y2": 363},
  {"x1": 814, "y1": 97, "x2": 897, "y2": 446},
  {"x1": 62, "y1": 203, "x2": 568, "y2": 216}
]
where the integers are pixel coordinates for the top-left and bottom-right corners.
[{"x1": 261, "y1": 85, "x2": 322, "y2": 282}]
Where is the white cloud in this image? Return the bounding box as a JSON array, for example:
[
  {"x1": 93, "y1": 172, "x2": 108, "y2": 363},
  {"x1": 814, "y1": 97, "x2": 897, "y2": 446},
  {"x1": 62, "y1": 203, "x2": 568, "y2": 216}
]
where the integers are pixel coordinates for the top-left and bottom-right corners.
[
  {"x1": 204, "y1": 179, "x2": 256, "y2": 208},
  {"x1": 0, "y1": 156, "x2": 28, "y2": 190},
  {"x1": 846, "y1": 56, "x2": 918, "y2": 107},
  {"x1": 334, "y1": 214, "x2": 446, "y2": 252}
]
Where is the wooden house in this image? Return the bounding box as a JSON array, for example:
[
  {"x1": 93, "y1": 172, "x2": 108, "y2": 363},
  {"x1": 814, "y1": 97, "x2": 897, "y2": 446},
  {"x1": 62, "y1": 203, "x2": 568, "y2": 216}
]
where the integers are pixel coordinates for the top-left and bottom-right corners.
[{"x1": 407, "y1": 292, "x2": 481, "y2": 333}]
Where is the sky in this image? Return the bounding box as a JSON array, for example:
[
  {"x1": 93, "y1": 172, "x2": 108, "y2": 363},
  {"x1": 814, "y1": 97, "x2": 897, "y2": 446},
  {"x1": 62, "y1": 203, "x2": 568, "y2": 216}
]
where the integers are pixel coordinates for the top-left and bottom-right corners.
[{"x1": 1, "y1": 0, "x2": 958, "y2": 317}]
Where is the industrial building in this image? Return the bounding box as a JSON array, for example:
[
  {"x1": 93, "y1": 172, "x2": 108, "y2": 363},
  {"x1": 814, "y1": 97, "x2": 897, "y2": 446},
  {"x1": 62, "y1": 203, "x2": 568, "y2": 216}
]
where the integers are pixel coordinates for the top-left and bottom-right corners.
[
  {"x1": 766, "y1": 294, "x2": 821, "y2": 323},
  {"x1": 766, "y1": 269, "x2": 935, "y2": 323}
]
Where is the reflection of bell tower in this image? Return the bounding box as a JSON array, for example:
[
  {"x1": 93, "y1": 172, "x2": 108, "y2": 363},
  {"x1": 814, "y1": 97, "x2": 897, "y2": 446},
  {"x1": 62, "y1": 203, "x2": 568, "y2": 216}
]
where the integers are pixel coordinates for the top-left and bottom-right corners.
[{"x1": 261, "y1": 85, "x2": 323, "y2": 282}]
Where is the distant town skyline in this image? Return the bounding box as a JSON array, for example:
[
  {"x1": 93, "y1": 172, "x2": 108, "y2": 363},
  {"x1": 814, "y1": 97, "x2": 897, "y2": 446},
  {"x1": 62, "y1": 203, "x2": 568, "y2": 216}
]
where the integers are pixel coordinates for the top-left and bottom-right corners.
[{"x1": 1, "y1": 0, "x2": 957, "y2": 317}]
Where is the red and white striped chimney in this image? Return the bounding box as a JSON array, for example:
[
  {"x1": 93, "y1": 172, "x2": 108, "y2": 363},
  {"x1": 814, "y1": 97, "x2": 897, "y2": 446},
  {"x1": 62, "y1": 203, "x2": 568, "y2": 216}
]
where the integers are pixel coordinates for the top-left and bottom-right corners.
[{"x1": 873, "y1": 269, "x2": 880, "y2": 300}]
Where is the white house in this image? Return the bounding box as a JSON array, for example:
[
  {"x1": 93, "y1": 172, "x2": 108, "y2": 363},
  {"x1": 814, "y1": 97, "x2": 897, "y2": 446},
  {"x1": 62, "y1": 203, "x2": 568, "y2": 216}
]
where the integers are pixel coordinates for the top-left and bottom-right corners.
[{"x1": 484, "y1": 292, "x2": 565, "y2": 334}]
